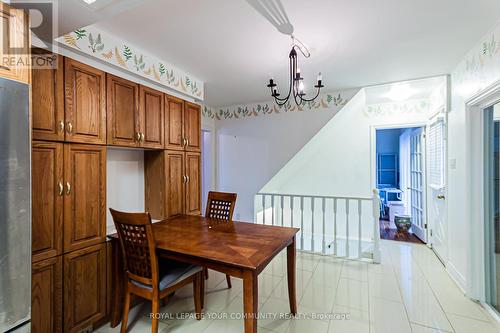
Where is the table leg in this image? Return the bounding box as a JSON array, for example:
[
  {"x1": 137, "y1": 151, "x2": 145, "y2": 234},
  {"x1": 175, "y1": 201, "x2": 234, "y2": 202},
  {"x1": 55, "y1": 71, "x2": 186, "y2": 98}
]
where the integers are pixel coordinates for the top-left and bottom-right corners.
[
  {"x1": 243, "y1": 270, "x2": 258, "y2": 333},
  {"x1": 287, "y1": 236, "x2": 297, "y2": 315},
  {"x1": 110, "y1": 239, "x2": 124, "y2": 327}
]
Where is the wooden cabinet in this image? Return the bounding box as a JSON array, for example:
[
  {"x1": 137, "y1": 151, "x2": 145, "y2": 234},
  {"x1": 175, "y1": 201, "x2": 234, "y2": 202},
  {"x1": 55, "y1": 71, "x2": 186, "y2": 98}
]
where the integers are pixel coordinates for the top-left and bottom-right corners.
[
  {"x1": 63, "y1": 144, "x2": 106, "y2": 253},
  {"x1": 145, "y1": 150, "x2": 201, "y2": 219},
  {"x1": 165, "y1": 96, "x2": 201, "y2": 152},
  {"x1": 107, "y1": 74, "x2": 139, "y2": 147},
  {"x1": 64, "y1": 58, "x2": 106, "y2": 144},
  {"x1": 0, "y1": 2, "x2": 30, "y2": 83},
  {"x1": 185, "y1": 152, "x2": 202, "y2": 215},
  {"x1": 165, "y1": 95, "x2": 185, "y2": 151},
  {"x1": 63, "y1": 243, "x2": 107, "y2": 333},
  {"x1": 32, "y1": 52, "x2": 64, "y2": 141},
  {"x1": 32, "y1": 256, "x2": 63, "y2": 333},
  {"x1": 184, "y1": 102, "x2": 201, "y2": 152},
  {"x1": 139, "y1": 85, "x2": 164, "y2": 149},
  {"x1": 32, "y1": 141, "x2": 63, "y2": 262}
]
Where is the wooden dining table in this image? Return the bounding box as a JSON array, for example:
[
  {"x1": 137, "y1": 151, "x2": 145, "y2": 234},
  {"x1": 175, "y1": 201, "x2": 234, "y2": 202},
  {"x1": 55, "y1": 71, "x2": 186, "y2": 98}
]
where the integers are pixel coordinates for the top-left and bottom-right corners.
[{"x1": 108, "y1": 214, "x2": 300, "y2": 333}]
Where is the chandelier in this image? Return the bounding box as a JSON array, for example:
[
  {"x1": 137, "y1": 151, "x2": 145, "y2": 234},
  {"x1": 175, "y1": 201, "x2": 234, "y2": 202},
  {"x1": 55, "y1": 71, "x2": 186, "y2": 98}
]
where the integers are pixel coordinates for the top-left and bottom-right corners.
[{"x1": 267, "y1": 36, "x2": 324, "y2": 106}]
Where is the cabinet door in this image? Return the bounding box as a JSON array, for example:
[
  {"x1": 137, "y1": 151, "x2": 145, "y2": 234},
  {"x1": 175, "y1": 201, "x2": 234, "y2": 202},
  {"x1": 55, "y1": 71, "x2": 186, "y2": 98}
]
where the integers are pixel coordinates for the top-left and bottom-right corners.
[
  {"x1": 144, "y1": 151, "x2": 166, "y2": 220},
  {"x1": 165, "y1": 95, "x2": 185, "y2": 151},
  {"x1": 32, "y1": 142, "x2": 63, "y2": 262},
  {"x1": 166, "y1": 150, "x2": 185, "y2": 217},
  {"x1": 63, "y1": 244, "x2": 107, "y2": 333},
  {"x1": 64, "y1": 58, "x2": 106, "y2": 144},
  {"x1": 139, "y1": 85, "x2": 164, "y2": 149},
  {"x1": 32, "y1": 256, "x2": 62, "y2": 333},
  {"x1": 185, "y1": 152, "x2": 201, "y2": 215},
  {"x1": 0, "y1": 2, "x2": 30, "y2": 83},
  {"x1": 107, "y1": 74, "x2": 139, "y2": 147},
  {"x1": 184, "y1": 102, "x2": 201, "y2": 152},
  {"x1": 32, "y1": 52, "x2": 64, "y2": 141},
  {"x1": 63, "y1": 144, "x2": 106, "y2": 253}
]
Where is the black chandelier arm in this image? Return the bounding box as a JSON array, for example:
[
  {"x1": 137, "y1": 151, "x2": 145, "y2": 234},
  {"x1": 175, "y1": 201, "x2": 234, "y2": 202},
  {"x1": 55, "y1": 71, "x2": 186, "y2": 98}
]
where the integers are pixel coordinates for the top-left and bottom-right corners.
[{"x1": 298, "y1": 86, "x2": 322, "y2": 103}]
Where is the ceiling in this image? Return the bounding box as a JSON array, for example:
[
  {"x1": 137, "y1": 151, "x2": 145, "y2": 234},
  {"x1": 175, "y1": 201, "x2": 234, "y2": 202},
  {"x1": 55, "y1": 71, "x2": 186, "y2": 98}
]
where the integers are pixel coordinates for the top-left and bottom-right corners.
[{"x1": 78, "y1": 0, "x2": 500, "y2": 106}]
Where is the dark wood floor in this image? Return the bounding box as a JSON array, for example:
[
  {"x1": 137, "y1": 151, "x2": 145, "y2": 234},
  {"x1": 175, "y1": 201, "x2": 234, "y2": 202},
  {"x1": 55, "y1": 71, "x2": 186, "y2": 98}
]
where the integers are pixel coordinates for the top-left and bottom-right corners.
[{"x1": 379, "y1": 219, "x2": 424, "y2": 244}]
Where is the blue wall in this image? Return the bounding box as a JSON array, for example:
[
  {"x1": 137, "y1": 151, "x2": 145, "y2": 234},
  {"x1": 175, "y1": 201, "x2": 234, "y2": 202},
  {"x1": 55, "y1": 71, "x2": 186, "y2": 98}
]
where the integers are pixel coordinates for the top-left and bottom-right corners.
[{"x1": 376, "y1": 128, "x2": 401, "y2": 155}]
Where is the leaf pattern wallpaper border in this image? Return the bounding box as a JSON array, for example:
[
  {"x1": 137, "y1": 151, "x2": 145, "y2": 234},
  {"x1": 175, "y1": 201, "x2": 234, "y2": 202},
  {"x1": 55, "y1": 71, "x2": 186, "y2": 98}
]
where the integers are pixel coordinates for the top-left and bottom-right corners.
[
  {"x1": 453, "y1": 24, "x2": 500, "y2": 97},
  {"x1": 57, "y1": 25, "x2": 204, "y2": 100},
  {"x1": 202, "y1": 89, "x2": 359, "y2": 120}
]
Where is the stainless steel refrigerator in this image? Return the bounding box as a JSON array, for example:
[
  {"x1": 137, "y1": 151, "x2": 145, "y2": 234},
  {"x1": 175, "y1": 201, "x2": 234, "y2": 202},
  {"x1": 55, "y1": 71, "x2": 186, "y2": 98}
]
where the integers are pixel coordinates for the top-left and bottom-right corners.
[{"x1": 0, "y1": 78, "x2": 31, "y2": 332}]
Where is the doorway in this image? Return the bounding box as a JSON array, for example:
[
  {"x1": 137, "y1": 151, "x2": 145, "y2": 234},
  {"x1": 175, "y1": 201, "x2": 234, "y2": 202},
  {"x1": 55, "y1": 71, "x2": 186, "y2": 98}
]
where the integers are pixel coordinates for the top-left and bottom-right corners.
[
  {"x1": 484, "y1": 102, "x2": 500, "y2": 315},
  {"x1": 375, "y1": 127, "x2": 426, "y2": 244}
]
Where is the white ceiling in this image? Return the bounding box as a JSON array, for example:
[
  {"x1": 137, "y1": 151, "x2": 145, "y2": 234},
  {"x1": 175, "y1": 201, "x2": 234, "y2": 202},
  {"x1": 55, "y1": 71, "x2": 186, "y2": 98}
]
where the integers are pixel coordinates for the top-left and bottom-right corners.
[{"x1": 88, "y1": 0, "x2": 500, "y2": 106}]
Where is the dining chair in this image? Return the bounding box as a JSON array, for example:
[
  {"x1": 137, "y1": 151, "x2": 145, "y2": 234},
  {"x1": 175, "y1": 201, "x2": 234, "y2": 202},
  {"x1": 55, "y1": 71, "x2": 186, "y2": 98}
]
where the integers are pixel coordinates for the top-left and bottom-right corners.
[
  {"x1": 204, "y1": 191, "x2": 237, "y2": 288},
  {"x1": 110, "y1": 208, "x2": 204, "y2": 333}
]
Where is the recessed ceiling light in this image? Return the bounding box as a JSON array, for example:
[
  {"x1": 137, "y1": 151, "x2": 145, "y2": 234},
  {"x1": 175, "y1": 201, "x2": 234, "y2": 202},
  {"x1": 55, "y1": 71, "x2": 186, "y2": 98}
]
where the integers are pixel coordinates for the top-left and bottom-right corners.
[{"x1": 82, "y1": 0, "x2": 98, "y2": 4}]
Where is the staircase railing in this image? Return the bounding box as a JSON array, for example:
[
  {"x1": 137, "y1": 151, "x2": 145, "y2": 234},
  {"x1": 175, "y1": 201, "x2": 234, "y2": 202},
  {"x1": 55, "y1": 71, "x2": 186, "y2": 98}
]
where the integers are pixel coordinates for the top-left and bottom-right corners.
[{"x1": 254, "y1": 189, "x2": 381, "y2": 263}]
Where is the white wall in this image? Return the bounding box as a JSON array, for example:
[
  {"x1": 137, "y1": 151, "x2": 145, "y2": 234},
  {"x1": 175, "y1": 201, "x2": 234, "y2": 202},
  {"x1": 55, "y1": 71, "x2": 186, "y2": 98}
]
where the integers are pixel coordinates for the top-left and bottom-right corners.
[
  {"x1": 447, "y1": 22, "x2": 500, "y2": 291},
  {"x1": 216, "y1": 89, "x2": 359, "y2": 221},
  {"x1": 106, "y1": 148, "x2": 145, "y2": 234}
]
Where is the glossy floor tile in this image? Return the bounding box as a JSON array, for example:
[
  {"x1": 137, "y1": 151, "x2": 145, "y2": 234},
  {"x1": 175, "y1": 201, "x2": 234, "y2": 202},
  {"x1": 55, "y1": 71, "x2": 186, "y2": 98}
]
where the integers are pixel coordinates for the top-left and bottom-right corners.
[{"x1": 95, "y1": 240, "x2": 500, "y2": 333}]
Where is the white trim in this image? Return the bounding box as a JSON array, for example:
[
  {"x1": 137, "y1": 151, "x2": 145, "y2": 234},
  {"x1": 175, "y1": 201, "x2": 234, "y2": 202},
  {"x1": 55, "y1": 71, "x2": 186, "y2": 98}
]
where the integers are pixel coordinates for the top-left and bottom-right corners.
[
  {"x1": 447, "y1": 260, "x2": 467, "y2": 293},
  {"x1": 465, "y1": 79, "x2": 500, "y2": 301},
  {"x1": 481, "y1": 302, "x2": 500, "y2": 325}
]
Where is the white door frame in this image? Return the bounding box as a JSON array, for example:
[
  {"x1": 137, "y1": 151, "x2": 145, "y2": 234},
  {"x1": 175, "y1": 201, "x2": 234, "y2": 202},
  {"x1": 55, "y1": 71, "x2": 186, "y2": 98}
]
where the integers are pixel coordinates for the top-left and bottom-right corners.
[
  {"x1": 370, "y1": 122, "x2": 428, "y2": 242},
  {"x1": 465, "y1": 79, "x2": 500, "y2": 302}
]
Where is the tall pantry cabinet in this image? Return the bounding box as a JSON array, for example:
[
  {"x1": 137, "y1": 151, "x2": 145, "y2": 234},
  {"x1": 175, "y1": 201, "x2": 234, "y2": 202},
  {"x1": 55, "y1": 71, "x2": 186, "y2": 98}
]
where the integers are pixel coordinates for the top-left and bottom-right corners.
[{"x1": 31, "y1": 51, "x2": 202, "y2": 332}]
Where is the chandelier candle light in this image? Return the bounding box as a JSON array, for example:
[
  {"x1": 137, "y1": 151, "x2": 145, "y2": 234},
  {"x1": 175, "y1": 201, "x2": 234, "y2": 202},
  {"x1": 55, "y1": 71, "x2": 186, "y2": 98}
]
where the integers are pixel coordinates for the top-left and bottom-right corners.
[{"x1": 267, "y1": 36, "x2": 324, "y2": 106}]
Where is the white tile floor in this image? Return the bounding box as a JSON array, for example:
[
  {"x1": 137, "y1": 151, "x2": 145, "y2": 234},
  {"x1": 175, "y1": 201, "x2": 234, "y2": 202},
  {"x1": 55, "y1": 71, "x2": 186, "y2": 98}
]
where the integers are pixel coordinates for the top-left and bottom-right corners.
[{"x1": 96, "y1": 240, "x2": 500, "y2": 333}]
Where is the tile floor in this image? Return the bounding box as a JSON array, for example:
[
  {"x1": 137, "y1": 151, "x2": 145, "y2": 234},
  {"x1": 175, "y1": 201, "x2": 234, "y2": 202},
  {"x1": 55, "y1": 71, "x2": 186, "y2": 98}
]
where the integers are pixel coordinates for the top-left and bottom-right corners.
[{"x1": 96, "y1": 240, "x2": 500, "y2": 333}]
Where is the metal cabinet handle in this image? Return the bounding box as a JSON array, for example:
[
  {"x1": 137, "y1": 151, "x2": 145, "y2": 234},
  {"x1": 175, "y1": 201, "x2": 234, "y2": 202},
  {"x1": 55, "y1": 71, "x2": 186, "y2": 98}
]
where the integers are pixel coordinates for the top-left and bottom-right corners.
[
  {"x1": 186, "y1": 175, "x2": 190, "y2": 183},
  {"x1": 136, "y1": 132, "x2": 141, "y2": 142},
  {"x1": 182, "y1": 138, "x2": 187, "y2": 147},
  {"x1": 58, "y1": 182, "x2": 64, "y2": 196},
  {"x1": 437, "y1": 194, "x2": 445, "y2": 200},
  {"x1": 182, "y1": 175, "x2": 187, "y2": 183},
  {"x1": 141, "y1": 132, "x2": 145, "y2": 142},
  {"x1": 186, "y1": 138, "x2": 189, "y2": 147},
  {"x1": 59, "y1": 121, "x2": 65, "y2": 133},
  {"x1": 66, "y1": 182, "x2": 71, "y2": 195},
  {"x1": 66, "y1": 122, "x2": 73, "y2": 134}
]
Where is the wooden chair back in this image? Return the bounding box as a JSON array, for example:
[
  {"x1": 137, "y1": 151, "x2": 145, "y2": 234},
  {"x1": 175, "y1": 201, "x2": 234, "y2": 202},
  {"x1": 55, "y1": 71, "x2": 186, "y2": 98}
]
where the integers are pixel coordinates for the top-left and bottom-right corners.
[
  {"x1": 205, "y1": 191, "x2": 237, "y2": 221},
  {"x1": 109, "y1": 208, "x2": 159, "y2": 288}
]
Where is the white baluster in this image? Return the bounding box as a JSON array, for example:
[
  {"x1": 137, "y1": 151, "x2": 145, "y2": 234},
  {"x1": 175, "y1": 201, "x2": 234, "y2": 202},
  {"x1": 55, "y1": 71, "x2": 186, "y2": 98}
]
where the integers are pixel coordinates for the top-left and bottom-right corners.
[
  {"x1": 358, "y1": 199, "x2": 362, "y2": 259},
  {"x1": 311, "y1": 198, "x2": 315, "y2": 252},
  {"x1": 262, "y1": 194, "x2": 266, "y2": 225},
  {"x1": 346, "y1": 199, "x2": 350, "y2": 258},
  {"x1": 322, "y1": 197, "x2": 326, "y2": 255},
  {"x1": 271, "y1": 195, "x2": 275, "y2": 226},
  {"x1": 300, "y1": 196, "x2": 304, "y2": 250},
  {"x1": 290, "y1": 196, "x2": 294, "y2": 228},
  {"x1": 333, "y1": 198, "x2": 338, "y2": 256},
  {"x1": 281, "y1": 195, "x2": 284, "y2": 226},
  {"x1": 372, "y1": 189, "x2": 381, "y2": 263}
]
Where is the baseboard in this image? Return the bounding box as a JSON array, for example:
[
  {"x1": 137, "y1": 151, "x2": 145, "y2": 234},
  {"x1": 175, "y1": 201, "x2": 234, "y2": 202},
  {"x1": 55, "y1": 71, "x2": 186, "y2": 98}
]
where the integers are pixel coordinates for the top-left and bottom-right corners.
[{"x1": 446, "y1": 260, "x2": 467, "y2": 294}]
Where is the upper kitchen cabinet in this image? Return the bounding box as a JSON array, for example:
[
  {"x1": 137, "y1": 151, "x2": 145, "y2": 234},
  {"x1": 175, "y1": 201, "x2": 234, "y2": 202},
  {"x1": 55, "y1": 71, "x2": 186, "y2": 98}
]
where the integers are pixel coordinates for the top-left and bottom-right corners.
[
  {"x1": 106, "y1": 74, "x2": 139, "y2": 147},
  {"x1": 165, "y1": 95, "x2": 201, "y2": 152},
  {"x1": 0, "y1": 2, "x2": 30, "y2": 83},
  {"x1": 139, "y1": 85, "x2": 164, "y2": 149},
  {"x1": 165, "y1": 95, "x2": 185, "y2": 151},
  {"x1": 64, "y1": 58, "x2": 106, "y2": 144},
  {"x1": 184, "y1": 102, "x2": 201, "y2": 152},
  {"x1": 32, "y1": 52, "x2": 64, "y2": 141}
]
